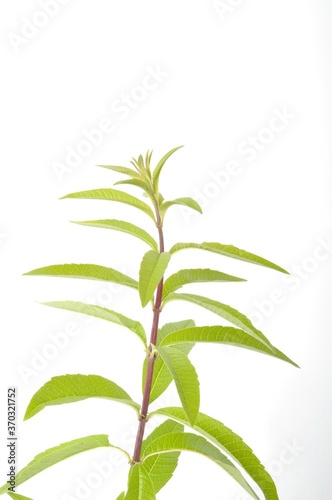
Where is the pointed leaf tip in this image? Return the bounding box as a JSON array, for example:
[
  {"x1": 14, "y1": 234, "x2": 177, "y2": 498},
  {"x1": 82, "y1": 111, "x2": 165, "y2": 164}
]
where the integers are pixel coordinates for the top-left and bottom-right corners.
[
  {"x1": 59, "y1": 188, "x2": 155, "y2": 220},
  {"x1": 24, "y1": 374, "x2": 140, "y2": 420},
  {"x1": 170, "y1": 242, "x2": 288, "y2": 274}
]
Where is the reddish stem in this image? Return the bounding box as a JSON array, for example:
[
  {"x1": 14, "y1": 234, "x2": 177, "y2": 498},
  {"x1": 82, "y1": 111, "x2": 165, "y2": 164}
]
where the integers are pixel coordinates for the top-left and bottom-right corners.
[{"x1": 132, "y1": 212, "x2": 164, "y2": 464}]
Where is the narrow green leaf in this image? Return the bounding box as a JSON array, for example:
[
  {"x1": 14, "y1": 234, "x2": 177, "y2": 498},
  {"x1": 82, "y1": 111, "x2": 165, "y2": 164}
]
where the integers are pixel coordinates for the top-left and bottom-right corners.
[
  {"x1": 162, "y1": 268, "x2": 246, "y2": 299},
  {"x1": 72, "y1": 219, "x2": 158, "y2": 250},
  {"x1": 160, "y1": 325, "x2": 298, "y2": 367},
  {"x1": 130, "y1": 158, "x2": 145, "y2": 176},
  {"x1": 142, "y1": 420, "x2": 183, "y2": 493},
  {"x1": 97, "y1": 165, "x2": 142, "y2": 180},
  {"x1": 137, "y1": 155, "x2": 145, "y2": 171},
  {"x1": 156, "y1": 319, "x2": 196, "y2": 345},
  {"x1": 7, "y1": 494, "x2": 33, "y2": 500},
  {"x1": 152, "y1": 407, "x2": 279, "y2": 500},
  {"x1": 160, "y1": 197, "x2": 202, "y2": 218},
  {"x1": 152, "y1": 146, "x2": 183, "y2": 191},
  {"x1": 115, "y1": 493, "x2": 125, "y2": 500},
  {"x1": 142, "y1": 432, "x2": 259, "y2": 500},
  {"x1": 60, "y1": 188, "x2": 155, "y2": 221},
  {"x1": 142, "y1": 419, "x2": 183, "y2": 452},
  {"x1": 0, "y1": 435, "x2": 117, "y2": 494},
  {"x1": 163, "y1": 292, "x2": 273, "y2": 349},
  {"x1": 24, "y1": 264, "x2": 138, "y2": 290},
  {"x1": 114, "y1": 179, "x2": 152, "y2": 194},
  {"x1": 145, "y1": 150, "x2": 153, "y2": 176},
  {"x1": 142, "y1": 344, "x2": 194, "y2": 403},
  {"x1": 139, "y1": 251, "x2": 171, "y2": 307},
  {"x1": 156, "y1": 346, "x2": 200, "y2": 426},
  {"x1": 24, "y1": 374, "x2": 140, "y2": 420},
  {"x1": 170, "y1": 242, "x2": 288, "y2": 274},
  {"x1": 142, "y1": 320, "x2": 195, "y2": 402},
  {"x1": 124, "y1": 464, "x2": 156, "y2": 500},
  {"x1": 42, "y1": 301, "x2": 147, "y2": 346}
]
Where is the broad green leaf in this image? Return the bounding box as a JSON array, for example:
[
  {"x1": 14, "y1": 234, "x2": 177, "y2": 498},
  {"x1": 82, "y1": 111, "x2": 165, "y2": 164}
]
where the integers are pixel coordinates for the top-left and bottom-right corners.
[
  {"x1": 61, "y1": 188, "x2": 155, "y2": 221},
  {"x1": 156, "y1": 346, "x2": 200, "y2": 425},
  {"x1": 0, "y1": 435, "x2": 119, "y2": 494},
  {"x1": 72, "y1": 219, "x2": 158, "y2": 250},
  {"x1": 160, "y1": 325, "x2": 298, "y2": 367},
  {"x1": 142, "y1": 320, "x2": 195, "y2": 402},
  {"x1": 139, "y1": 251, "x2": 171, "y2": 307},
  {"x1": 170, "y1": 242, "x2": 288, "y2": 274},
  {"x1": 162, "y1": 268, "x2": 246, "y2": 299},
  {"x1": 97, "y1": 165, "x2": 142, "y2": 180},
  {"x1": 7, "y1": 494, "x2": 33, "y2": 500},
  {"x1": 142, "y1": 432, "x2": 259, "y2": 500},
  {"x1": 142, "y1": 419, "x2": 183, "y2": 493},
  {"x1": 42, "y1": 301, "x2": 147, "y2": 346},
  {"x1": 152, "y1": 407, "x2": 278, "y2": 500},
  {"x1": 152, "y1": 146, "x2": 183, "y2": 191},
  {"x1": 163, "y1": 292, "x2": 273, "y2": 349},
  {"x1": 160, "y1": 197, "x2": 202, "y2": 218},
  {"x1": 124, "y1": 464, "x2": 156, "y2": 500},
  {"x1": 24, "y1": 374, "x2": 140, "y2": 420},
  {"x1": 24, "y1": 264, "x2": 138, "y2": 290}
]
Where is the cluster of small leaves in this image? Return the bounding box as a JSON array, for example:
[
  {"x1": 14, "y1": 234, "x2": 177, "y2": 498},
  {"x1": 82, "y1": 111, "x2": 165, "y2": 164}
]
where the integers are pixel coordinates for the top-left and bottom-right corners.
[{"x1": 0, "y1": 148, "x2": 297, "y2": 499}]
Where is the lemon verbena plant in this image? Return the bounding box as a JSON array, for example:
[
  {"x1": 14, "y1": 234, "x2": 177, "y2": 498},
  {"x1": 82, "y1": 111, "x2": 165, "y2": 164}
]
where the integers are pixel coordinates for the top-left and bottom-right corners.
[{"x1": 0, "y1": 147, "x2": 298, "y2": 500}]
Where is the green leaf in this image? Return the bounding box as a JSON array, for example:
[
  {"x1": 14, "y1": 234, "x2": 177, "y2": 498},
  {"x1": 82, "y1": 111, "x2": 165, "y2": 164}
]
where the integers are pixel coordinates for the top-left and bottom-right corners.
[
  {"x1": 24, "y1": 264, "x2": 138, "y2": 290},
  {"x1": 160, "y1": 325, "x2": 298, "y2": 367},
  {"x1": 142, "y1": 344, "x2": 194, "y2": 403},
  {"x1": 139, "y1": 251, "x2": 171, "y2": 307},
  {"x1": 7, "y1": 494, "x2": 33, "y2": 500},
  {"x1": 97, "y1": 165, "x2": 142, "y2": 180},
  {"x1": 151, "y1": 407, "x2": 278, "y2": 500},
  {"x1": 160, "y1": 197, "x2": 202, "y2": 218},
  {"x1": 170, "y1": 242, "x2": 288, "y2": 274},
  {"x1": 0, "y1": 435, "x2": 119, "y2": 494},
  {"x1": 142, "y1": 432, "x2": 259, "y2": 500},
  {"x1": 156, "y1": 346, "x2": 200, "y2": 426},
  {"x1": 156, "y1": 319, "x2": 196, "y2": 345},
  {"x1": 163, "y1": 292, "x2": 273, "y2": 349},
  {"x1": 142, "y1": 419, "x2": 183, "y2": 493},
  {"x1": 72, "y1": 219, "x2": 158, "y2": 250},
  {"x1": 152, "y1": 146, "x2": 183, "y2": 191},
  {"x1": 142, "y1": 320, "x2": 195, "y2": 402},
  {"x1": 145, "y1": 150, "x2": 153, "y2": 176},
  {"x1": 60, "y1": 188, "x2": 155, "y2": 221},
  {"x1": 114, "y1": 179, "x2": 152, "y2": 195},
  {"x1": 124, "y1": 464, "x2": 156, "y2": 500},
  {"x1": 24, "y1": 374, "x2": 140, "y2": 420},
  {"x1": 162, "y1": 268, "x2": 246, "y2": 299},
  {"x1": 42, "y1": 301, "x2": 147, "y2": 346},
  {"x1": 115, "y1": 494, "x2": 125, "y2": 500}
]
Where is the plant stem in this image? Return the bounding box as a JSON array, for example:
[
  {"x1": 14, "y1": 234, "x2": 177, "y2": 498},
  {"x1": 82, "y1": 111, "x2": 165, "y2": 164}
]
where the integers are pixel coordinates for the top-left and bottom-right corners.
[{"x1": 132, "y1": 210, "x2": 164, "y2": 464}]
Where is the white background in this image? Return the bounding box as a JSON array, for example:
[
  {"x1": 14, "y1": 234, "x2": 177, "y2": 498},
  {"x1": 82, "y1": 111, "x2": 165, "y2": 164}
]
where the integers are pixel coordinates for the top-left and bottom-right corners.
[{"x1": 1, "y1": 1, "x2": 332, "y2": 499}]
